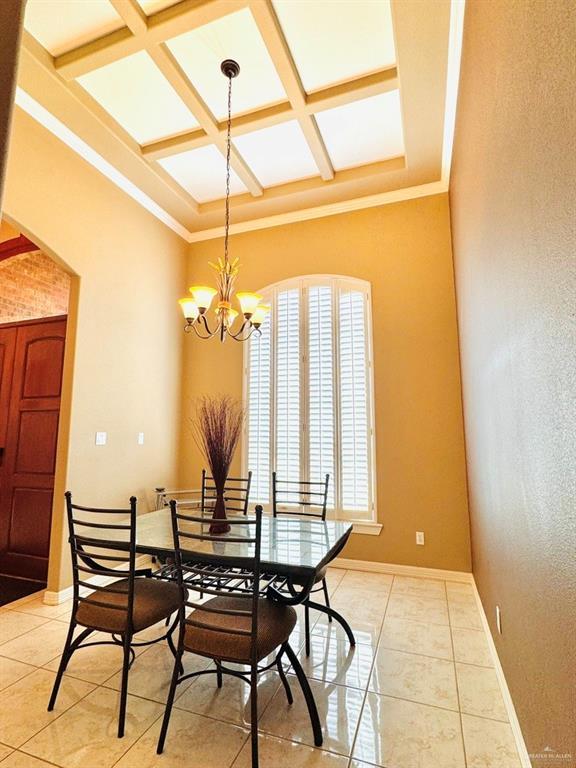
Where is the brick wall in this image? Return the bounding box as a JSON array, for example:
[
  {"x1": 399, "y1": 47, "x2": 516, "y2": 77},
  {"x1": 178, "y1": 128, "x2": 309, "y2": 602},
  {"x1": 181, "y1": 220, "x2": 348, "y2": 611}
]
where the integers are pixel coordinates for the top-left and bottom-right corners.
[{"x1": 0, "y1": 249, "x2": 70, "y2": 323}]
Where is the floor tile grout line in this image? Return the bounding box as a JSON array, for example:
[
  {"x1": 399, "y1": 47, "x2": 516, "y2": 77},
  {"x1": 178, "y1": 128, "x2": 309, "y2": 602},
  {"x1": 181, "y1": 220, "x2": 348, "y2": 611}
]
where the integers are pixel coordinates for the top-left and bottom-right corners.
[
  {"x1": 345, "y1": 572, "x2": 393, "y2": 766},
  {"x1": 2, "y1": 570, "x2": 482, "y2": 767},
  {"x1": 446, "y1": 579, "x2": 470, "y2": 768},
  {"x1": 14, "y1": 671, "x2": 97, "y2": 759}
]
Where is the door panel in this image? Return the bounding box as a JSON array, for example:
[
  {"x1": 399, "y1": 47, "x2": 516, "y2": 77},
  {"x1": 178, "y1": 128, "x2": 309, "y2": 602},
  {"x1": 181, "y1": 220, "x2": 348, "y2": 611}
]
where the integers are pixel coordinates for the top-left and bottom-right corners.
[
  {"x1": 0, "y1": 318, "x2": 66, "y2": 580},
  {"x1": 0, "y1": 328, "x2": 16, "y2": 455},
  {"x1": 22, "y1": 337, "x2": 65, "y2": 398},
  {"x1": 8, "y1": 488, "x2": 53, "y2": 557},
  {"x1": 15, "y1": 411, "x2": 60, "y2": 474}
]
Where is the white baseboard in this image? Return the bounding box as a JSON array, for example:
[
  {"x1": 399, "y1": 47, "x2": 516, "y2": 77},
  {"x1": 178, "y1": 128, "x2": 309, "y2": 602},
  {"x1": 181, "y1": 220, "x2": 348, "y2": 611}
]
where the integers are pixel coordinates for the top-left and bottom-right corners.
[
  {"x1": 43, "y1": 555, "x2": 154, "y2": 605},
  {"x1": 471, "y1": 580, "x2": 531, "y2": 767},
  {"x1": 332, "y1": 557, "x2": 473, "y2": 583}
]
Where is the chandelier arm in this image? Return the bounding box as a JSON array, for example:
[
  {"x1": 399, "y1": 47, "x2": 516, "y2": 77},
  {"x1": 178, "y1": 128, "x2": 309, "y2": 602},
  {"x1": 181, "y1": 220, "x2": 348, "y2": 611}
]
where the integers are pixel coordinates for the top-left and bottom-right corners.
[
  {"x1": 228, "y1": 323, "x2": 261, "y2": 342},
  {"x1": 188, "y1": 315, "x2": 222, "y2": 340}
]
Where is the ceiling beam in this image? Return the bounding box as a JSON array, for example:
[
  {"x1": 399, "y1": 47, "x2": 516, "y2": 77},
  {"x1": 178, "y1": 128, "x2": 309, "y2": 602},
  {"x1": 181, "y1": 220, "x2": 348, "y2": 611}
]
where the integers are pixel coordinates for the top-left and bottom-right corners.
[
  {"x1": 109, "y1": 0, "x2": 148, "y2": 35},
  {"x1": 248, "y1": 0, "x2": 334, "y2": 181},
  {"x1": 54, "y1": 0, "x2": 248, "y2": 80},
  {"x1": 148, "y1": 44, "x2": 263, "y2": 196},
  {"x1": 141, "y1": 67, "x2": 398, "y2": 160},
  {"x1": 18, "y1": 31, "x2": 200, "y2": 222},
  {"x1": 86, "y1": 0, "x2": 263, "y2": 198},
  {"x1": 199, "y1": 155, "x2": 406, "y2": 214}
]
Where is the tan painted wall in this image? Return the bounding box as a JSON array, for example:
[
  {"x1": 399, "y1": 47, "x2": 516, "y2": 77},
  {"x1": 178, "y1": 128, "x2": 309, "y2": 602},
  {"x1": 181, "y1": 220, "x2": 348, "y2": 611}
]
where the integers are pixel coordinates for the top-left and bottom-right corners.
[
  {"x1": 0, "y1": 0, "x2": 24, "y2": 209},
  {"x1": 450, "y1": 0, "x2": 576, "y2": 762},
  {"x1": 3, "y1": 108, "x2": 187, "y2": 591},
  {"x1": 0, "y1": 249, "x2": 70, "y2": 323},
  {"x1": 181, "y1": 194, "x2": 471, "y2": 571}
]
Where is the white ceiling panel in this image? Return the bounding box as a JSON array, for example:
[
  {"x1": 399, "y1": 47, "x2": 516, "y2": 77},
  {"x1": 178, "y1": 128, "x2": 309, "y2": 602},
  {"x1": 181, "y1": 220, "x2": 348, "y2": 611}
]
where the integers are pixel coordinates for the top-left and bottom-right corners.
[
  {"x1": 77, "y1": 51, "x2": 199, "y2": 144},
  {"x1": 24, "y1": 0, "x2": 124, "y2": 57},
  {"x1": 159, "y1": 145, "x2": 248, "y2": 202},
  {"x1": 166, "y1": 8, "x2": 286, "y2": 120},
  {"x1": 233, "y1": 121, "x2": 319, "y2": 188},
  {"x1": 315, "y1": 91, "x2": 404, "y2": 171},
  {"x1": 272, "y1": 0, "x2": 396, "y2": 93},
  {"x1": 136, "y1": 0, "x2": 182, "y2": 15}
]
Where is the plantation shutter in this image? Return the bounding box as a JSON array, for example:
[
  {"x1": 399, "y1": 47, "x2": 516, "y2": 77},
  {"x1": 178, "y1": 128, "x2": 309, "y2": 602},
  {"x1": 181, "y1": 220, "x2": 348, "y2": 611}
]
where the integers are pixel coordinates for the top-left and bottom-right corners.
[
  {"x1": 308, "y1": 285, "x2": 335, "y2": 507},
  {"x1": 246, "y1": 310, "x2": 271, "y2": 503},
  {"x1": 274, "y1": 288, "x2": 300, "y2": 500},
  {"x1": 338, "y1": 287, "x2": 370, "y2": 512},
  {"x1": 245, "y1": 276, "x2": 374, "y2": 519}
]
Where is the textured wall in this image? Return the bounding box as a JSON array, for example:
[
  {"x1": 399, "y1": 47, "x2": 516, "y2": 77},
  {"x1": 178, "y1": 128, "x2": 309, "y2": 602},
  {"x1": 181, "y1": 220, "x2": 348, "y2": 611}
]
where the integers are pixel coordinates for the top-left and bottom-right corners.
[
  {"x1": 4, "y1": 108, "x2": 186, "y2": 592},
  {"x1": 183, "y1": 194, "x2": 471, "y2": 572},
  {"x1": 0, "y1": 249, "x2": 70, "y2": 323},
  {"x1": 450, "y1": 0, "x2": 576, "y2": 763},
  {"x1": 0, "y1": 0, "x2": 24, "y2": 209}
]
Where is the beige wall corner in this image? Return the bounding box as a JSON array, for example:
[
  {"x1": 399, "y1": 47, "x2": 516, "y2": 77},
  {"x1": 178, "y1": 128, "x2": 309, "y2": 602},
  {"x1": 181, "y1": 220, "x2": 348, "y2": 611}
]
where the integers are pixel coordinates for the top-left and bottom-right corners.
[
  {"x1": 3, "y1": 108, "x2": 187, "y2": 593},
  {"x1": 181, "y1": 194, "x2": 471, "y2": 572},
  {"x1": 0, "y1": 0, "x2": 24, "y2": 210},
  {"x1": 449, "y1": 0, "x2": 576, "y2": 760}
]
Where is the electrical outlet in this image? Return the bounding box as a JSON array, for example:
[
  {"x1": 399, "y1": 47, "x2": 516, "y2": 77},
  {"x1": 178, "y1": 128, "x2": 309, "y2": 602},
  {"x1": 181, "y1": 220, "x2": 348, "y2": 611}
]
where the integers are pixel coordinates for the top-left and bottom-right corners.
[
  {"x1": 137, "y1": 432, "x2": 145, "y2": 445},
  {"x1": 95, "y1": 431, "x2": 107, "y2": 446},
  {"x1": 416, "y1": 531, "x2": 425, "y2": 545},
  {"x1": 496, "y1": 605, "x2": 502, "y2": 634}
]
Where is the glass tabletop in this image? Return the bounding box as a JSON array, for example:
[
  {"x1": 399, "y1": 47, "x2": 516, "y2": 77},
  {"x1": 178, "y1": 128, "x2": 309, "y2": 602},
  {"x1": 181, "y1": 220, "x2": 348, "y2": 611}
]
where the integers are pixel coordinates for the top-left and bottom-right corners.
[{"x1": 135, "y1": 508, "x2": 352, "y2": 580}]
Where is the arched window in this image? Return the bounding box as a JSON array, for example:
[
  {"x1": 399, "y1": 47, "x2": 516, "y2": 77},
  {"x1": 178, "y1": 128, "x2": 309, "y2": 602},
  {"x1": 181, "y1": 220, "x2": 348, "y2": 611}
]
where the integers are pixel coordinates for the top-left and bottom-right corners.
[{"x1": 243, "y1": 275, "x2": 376, "y2": 521}]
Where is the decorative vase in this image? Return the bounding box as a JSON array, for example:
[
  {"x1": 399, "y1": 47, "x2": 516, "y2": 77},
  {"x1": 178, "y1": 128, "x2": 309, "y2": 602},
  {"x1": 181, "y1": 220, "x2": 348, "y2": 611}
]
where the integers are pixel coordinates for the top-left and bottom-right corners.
[
  {"x1": 192, "y1": 394, "x2": 244, "y2": 537},
  {"x1": 209, "y1": 490, "x2": 230, "y2": 535}
]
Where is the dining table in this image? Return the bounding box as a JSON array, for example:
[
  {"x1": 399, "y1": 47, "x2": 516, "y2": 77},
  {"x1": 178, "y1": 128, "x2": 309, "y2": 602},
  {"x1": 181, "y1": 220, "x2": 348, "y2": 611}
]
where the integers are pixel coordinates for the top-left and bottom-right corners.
[{"x1": 131, "y1": 507, "x2": 356, "y2": 649}]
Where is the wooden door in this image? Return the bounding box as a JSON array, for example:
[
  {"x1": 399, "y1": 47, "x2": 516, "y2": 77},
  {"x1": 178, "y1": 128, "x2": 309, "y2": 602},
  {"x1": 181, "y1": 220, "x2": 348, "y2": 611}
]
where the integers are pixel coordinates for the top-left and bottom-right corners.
[{"x1": 0, "y1": 317, "x2": 67, "y2": 580}]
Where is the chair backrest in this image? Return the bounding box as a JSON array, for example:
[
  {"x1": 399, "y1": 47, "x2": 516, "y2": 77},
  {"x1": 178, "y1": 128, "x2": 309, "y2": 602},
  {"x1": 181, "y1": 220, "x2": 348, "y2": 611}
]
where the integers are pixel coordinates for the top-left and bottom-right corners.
[
  {"x1": 272, "y1": 472, "x2": 330, "y2": 521},
  {"x1": 65, "y1": 491, "x2": 137, "y2": 631},
  {"x1": 201, "y1": 469, "x2": 253, "y2": 516},
  {"x1": 168, "y1": 499, "x2": 263, "y2": 663}
]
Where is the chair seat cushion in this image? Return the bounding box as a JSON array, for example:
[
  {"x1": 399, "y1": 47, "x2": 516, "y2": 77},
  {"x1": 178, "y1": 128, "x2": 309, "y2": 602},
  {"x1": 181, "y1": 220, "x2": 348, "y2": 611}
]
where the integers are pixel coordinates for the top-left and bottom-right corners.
[
  {"x1": 76, "y1": 577, "x2": 181, "y2": 634},
  {"x1": 184, "y1": 596, "x2": 296, "y2": 663}
]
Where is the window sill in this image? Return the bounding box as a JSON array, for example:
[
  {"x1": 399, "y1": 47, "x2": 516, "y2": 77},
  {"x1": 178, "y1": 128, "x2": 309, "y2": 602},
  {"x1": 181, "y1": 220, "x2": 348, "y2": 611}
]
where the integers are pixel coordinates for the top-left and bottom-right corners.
[{"x1": 350, "y1": 521, "x2": 382, "y2": 536}]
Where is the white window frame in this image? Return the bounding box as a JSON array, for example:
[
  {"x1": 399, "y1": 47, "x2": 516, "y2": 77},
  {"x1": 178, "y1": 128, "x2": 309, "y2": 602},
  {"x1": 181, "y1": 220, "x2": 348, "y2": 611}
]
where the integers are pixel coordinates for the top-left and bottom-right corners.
[{"x1": 242, "y1": 274, "x2": 377, "y2": 524}]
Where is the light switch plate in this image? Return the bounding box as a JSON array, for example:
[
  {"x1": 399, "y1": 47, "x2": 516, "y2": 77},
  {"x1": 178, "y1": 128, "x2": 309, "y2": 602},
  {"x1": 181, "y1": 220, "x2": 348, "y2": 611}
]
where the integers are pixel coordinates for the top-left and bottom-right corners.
[
  {"x1": 416, "y1": 531, "x2": 425, "y2": 545},
  {"x1": 95, "y1": 431, "x2": 107, "y2": 446},
  {"x1": 137, "y1": 432, "x2": 145, "y2": 445}
]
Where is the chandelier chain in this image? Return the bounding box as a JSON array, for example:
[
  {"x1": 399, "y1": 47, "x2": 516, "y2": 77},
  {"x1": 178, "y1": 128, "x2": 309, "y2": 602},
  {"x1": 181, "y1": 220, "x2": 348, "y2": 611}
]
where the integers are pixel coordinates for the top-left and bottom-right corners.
[{"x1": 224, "y1": 72, "x2": 232, "y2": 266}]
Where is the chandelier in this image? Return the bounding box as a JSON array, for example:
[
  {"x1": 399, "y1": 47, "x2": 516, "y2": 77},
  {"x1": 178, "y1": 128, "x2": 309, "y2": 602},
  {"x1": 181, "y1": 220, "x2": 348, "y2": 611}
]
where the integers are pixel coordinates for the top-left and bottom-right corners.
[{"x1": 178, "y1": 59, "x2": 269, "y2": 342}]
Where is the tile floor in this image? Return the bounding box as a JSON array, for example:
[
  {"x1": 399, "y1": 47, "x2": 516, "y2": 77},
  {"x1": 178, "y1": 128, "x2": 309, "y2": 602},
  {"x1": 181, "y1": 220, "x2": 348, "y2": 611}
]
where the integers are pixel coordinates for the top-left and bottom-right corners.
[{"x1": 0, "y1": 569, "x2": 524, "y2": 767}]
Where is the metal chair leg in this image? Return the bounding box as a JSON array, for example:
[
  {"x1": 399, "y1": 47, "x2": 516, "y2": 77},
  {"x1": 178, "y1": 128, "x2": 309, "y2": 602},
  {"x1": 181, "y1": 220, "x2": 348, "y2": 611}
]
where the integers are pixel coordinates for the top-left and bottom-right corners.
[
  {"x1": 117, "y1": 631, "x2": 133, "y2": 738},
  {"x1": 304, "y1": 603, "x2": 311, "y2": 656},
  {"x1": 250, "y1": 664, "x2": 259, "y2": 768},
  {"x1": 284, "y1": 643, "x2": 322, "y2": 747},
  {"x1": 157, "y1": 650, "x2": 183, "y2": 754},
  {"x1": 47, "y1": 621, "x2": 77, "y2": 711},
  {"x1": 322, "y1": 578, "x2": 332, "y2": 622},
  {"x1": 166, "y1": 617, "x2": 184, "y2": 675},
  {"x1": 276, "y1": 648, "x2": 293, "y2": 704},
  {"x1": 216, "y1": 660, "x2": 223, "y2": 688}
]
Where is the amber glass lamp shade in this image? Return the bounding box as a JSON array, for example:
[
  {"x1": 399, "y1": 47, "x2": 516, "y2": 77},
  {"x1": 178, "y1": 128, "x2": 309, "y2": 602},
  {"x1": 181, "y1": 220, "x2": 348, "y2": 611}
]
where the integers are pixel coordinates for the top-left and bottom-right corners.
[
  {"x1": 189, "y1": 285, "x2": 217, "y2": 312},
  {"x1": 251, "y1": 304, "x2": 270, "y2": 326},
  {"x1": 236, "y1": 292, "x2": 262, "y2": 317},
  {"x1": 179, "y1": 297, "x2": 199, "y2": 321}
]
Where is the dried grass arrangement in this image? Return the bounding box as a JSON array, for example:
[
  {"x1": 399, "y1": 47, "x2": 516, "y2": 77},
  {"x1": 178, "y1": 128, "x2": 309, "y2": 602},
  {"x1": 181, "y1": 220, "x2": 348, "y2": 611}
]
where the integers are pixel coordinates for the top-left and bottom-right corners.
[{"x1": 192, "y1": 395, "x2": 244, "y2": 534}]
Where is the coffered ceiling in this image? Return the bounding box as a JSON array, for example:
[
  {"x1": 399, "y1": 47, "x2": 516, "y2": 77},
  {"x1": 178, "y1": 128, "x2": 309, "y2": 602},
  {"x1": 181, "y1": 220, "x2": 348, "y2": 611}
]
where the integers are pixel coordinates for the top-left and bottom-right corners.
[{"x1": 17, "y1": 0, "x2": 464, "y2": 241}]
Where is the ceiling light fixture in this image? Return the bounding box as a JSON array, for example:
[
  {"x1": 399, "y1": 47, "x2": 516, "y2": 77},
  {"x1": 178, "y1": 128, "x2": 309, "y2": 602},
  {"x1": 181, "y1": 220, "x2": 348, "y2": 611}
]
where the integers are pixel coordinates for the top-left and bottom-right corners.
[{"x1": 178, "y1": 59, "x2": 269, "y2": 342}]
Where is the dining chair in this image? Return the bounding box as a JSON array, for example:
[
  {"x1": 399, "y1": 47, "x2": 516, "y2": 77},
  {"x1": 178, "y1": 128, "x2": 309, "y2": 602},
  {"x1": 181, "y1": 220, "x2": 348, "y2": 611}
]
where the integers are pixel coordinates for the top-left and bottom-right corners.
[
  {"x1": 272, "y1": 472, "x2": 332, "y2": 655},
  {"x1": 155, "y1": 471, "x2": 252, "y2": 516},
  {"x1": 201, "y1": 469, "x2": 253, "y2": 516},
  {"x1": 48, "y1": 492, "x2": 182, "y2": 738},
  {"x1": 157, "y1": 500, "x2": 322, "y2": 768}
]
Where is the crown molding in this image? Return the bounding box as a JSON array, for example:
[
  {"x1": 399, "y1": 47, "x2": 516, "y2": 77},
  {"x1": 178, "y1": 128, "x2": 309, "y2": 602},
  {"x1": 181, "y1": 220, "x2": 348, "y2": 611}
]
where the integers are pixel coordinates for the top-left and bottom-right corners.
[{"x1": 187, "y1": 180, "x2": 448, "y2": 242}]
